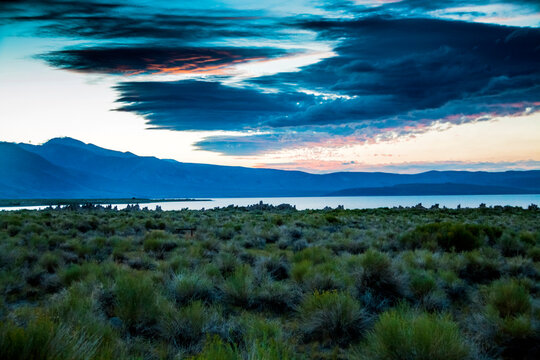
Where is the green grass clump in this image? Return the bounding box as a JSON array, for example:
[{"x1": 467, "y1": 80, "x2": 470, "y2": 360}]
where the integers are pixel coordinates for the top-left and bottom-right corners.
[
  {"x1": 460, "y1": 248, "x2": 502, "y2": 283},
  {"x1": 161, "y1": 301, "x2": 220, "y2": 347},
  {"x1": 354, "y1": 306, "x2": 470, "y2": 360},
  {"x1": 0, "y1": 313, "x2": 101, "y2": 360},
  {"x1": 222, "y1": 265, "x2": 255, "y2": 308},
  {"x1": 113, "y1": 272, "x2": 161, "y2": 333},
  {"x1": 401, "y1": 222, "x2": 501, "y2": 252},
  {"x1": 357, "y1": 249, "x2": 406, "y2": 307},
  {"x1": 39, "y1": 252, "x2": 61, "y2": 273},
  {"x1": 486, "y1": 278, "x2": 531, "y2": 318},
  {"x1": 170, "y1": 272, "x2": 216, "y2": 305},
  {"x1": 253, "y1": 279, "x2": 300, "y2": 312},
  {"x1": 0, "y1": 314, "x2": 55, "y2": 360},
  {"x1": 297, "y1": 290, "x2": 366, "y2": 345},
  {"x1": 409, "y1": 270, "x2": 437, "y2": 298},
  {"x1": 191, "y1": 335, "x2": 239, "y2": 360},
  {"x1": 59, "y1": 264, "x2": 89, "y2": 286},
  {"x1": 293, "y1": 246, "x2": 332, "y2": 265},
  {"x1": 143, "y1": 230, "x2": 177, "y2": 252},
  {"x1": 246, "y1": 337, "x2": 301, "y2": 360}
]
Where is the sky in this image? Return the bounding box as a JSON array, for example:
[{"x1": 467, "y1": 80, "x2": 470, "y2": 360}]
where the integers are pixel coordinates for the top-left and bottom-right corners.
[{"x1": 1, "y1": 0, "x2": 539, "y2": 173}]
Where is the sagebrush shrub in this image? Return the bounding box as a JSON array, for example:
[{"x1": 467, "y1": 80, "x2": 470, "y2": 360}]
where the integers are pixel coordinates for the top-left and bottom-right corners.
[
  {"x1": 143, "y1": 230, "x2": 177, "y2": 252},
  {"x1": 161, "y1": 301, "x2": 220, "y2": 346},
  {"x1": 192, "y1": 335, "x2": 240, "y2": 360},
  {"x1": 222, "y1": 265, "x2": 255, "y2": 308},
  {"x1": 400, "y1": 222, "x2": 501, "y2": 252},
  {"x1": 356, "y1": 250, "x2": 407, "y2": 307},
  {"x1": 297, "y1": 290, "x2": 366, "y2": 345},
  {"x1": 113, "y1": 272, "x2": 161, "y2": 333},
  {"x1": 486, "y1": 278, "x2": 531, "y2": 318},
  {"x1": 0, "y1": 313, "x2": 101, "y2": 360},
  {"x1": 353, "y1": 306, "x2": 470, "y2": 360},
  {"x1": 170, "y1": 272, "x2": 216, "y2": 305}
]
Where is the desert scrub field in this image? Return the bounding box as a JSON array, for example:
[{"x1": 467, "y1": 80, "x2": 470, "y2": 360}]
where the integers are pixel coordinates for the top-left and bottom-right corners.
[{"x1": 0, "y1": 203, "x2": 539, "y2": 359}]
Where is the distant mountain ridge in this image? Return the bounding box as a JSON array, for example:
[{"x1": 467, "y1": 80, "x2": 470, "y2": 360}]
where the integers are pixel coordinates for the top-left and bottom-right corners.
[
  {"x1": 1, "y1": 137, "x2": 539, "y2": 198},
  {"x1": 326, "y1": 183, "x2": 535, "y2": 196}
]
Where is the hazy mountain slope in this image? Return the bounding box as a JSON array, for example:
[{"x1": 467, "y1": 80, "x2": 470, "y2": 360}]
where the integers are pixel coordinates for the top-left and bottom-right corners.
[
  {"x1": 327, "y1": 183, "x2": 535, "y2": 196},
  {"x1": 2, "y1": 137, "x2": 539, "y2": 198},
  {"x1": 0, "y1": 142, "x2": 117, "y2": 198}
]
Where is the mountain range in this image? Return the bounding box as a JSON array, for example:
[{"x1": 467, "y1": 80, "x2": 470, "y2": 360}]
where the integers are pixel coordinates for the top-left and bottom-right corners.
[{"x1": 1, "y1": 137, "x2": 539, "y2": 199}]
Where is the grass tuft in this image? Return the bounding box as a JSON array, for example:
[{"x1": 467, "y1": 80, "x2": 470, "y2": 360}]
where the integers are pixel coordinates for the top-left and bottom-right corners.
[
  {"x1": 352, "y1": 306, "x2": 470, "y2": 360},
  {"x1": 297, "y1": 290, "x2": 366, "y2": 345}
]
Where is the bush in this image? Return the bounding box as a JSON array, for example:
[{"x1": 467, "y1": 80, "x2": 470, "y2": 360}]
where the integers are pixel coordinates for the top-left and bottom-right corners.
[
  {"x1": 143, "y1": 230, "x2": 177, "y2": 252},
  {"x1": 497, "y1": 233, "x2": 524, "y2": 257},
  {"x1": 297, "y1": 290, "x2": 366, "y2": 345},
  {"x1": 191, "y1": 335, "x2": 240, "y2": 360},
  {"x1": 161, "y1": 301, "x2": 220, "y2": 346},
  {"x1": 39, "y1": 252, "x2": 61, "y2": 273},
  {"x1": 253, "y1": 280, "x2": 300, "y2": 312},
  {"x1": 59, "y1": 264, "x2": 89, "y2": 286},
  {"x1": 401, "y1": 222, "x2": 501, "y2": 252},
  {"x1": 460, "y1": 249, "x2": 501, "y2": 284},
  {"x1": 113, "y1": 272, "x2": 161, "y2": 334},
  {"x1": 0, "y1": 313, "x2": 55, "y2": 360},
  {"x1": 409, "y1": 270, "x2": 437, "y2": 298},
  {"x1": 291, "y1": 260, "x2": 311, "y2": 283},
  {"x1": 170, "y1": 272, "x2": 216, "y2": 305},
  {"x1": 293, "y1": 247, "x2": 332, "y2": 265},
  {"x1": 257, "y1": 256, "x2": 290, "y2": 281},
  {"x1": 526, "y1": 246, "x2": 540, "y2": 261},
  {"x1": 222, "y1": 265, "x2": 255, "y2": 308},
  {"x1": 356, "y1": 250, "x2": 407, "y2": 308},
  {"x1": 302, "y1": 270, "x2": 346, "y2": 292},
  {"x1": 246, "y1": 337, "x2": 301, "y2": 360},
  {"x1": 215, "y1": 252, "x2": 241, "y2": 277},
  {"x1": 0, "y1": 313, "x2": 101, "y2": 360},
  {"x1": 353, "y1": 306, "x2": 470, "y2": 360},
  {"x1": 486, "y1": 279, "x2": 531, "y2": 318}
]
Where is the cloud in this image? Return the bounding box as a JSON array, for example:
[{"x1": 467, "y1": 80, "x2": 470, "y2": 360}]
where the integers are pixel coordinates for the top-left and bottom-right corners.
[
  {"x1": 252, "y1": 17, "x2": 540, "y2": 127},
  {"x1": 194, "y1": 97, "x2": 540, "y2": 156},
  {"x1": 194, "y1": 132, "x2": 328, "y2": 155},
  {"x1": 5, "y1": 1, "x2": 539, "y2": 159},
  {"x1": 113, "y1": 17, "x2": 540, "y2": 138},
  {"x1": 321, "y1": 1, "x2": 540, "y2": 15},
  {"x1": 114, "y1": 80, "x2": 316, "y2": 131},
  {"x1": 253, "y1": 159, "x2": 540, "y2": 174},
  {"x1": 1, "y1": 0, "x2": 282, "y2": 42},
  {"x1": 40, "y1": 46, "x2": 289, "y2": 75}
]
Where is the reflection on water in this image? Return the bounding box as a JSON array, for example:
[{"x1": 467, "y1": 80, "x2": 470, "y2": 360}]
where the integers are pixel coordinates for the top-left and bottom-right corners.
[{"x1": 2, "y1": 194, "x2": 539, "y2": 211}]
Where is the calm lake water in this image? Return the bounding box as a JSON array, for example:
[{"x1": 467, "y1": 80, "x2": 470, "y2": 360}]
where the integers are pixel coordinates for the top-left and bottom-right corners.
[{"x1": 1, "y1": 194, "x2": 539, "y2": 211}]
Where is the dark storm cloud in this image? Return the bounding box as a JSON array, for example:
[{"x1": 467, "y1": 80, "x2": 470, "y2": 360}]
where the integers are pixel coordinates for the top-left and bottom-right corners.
[
  {"x1": 320, "y1": 0, "x2": 540, "y2": 14},
  {"x1": 194, "y1": 92, "x2": 540, "y2": 156},
  {"x1": 253, "y1": 17, "x2": 540, "y2": 127},
  {"x1": 113, "y1": 17, "x2": 540, "y2": 134},
  {"x1": 33, "y1": 13, "x2": 271, "y2": 41},
  {"x1": 0, "y1": 0, "x2": 123, "y2": 22},
  {"x1": 109, "y1": 16, "x2": 540, "y2": 156},
  {"x1": 114, "y1": 80, "x2": 316, "y2": 131},
  {"x1": 1, "y1": 0, "x2": 278, "y2": 41},
  {"x1": 394, "y1": 0, "x2": 540, "y2": 11},
  {"x1": 4, "y1": 0, "x2": 539, "y2": 157},
  {"x1": 40, "y1": 46, "x2": 288, "y2": 75}
]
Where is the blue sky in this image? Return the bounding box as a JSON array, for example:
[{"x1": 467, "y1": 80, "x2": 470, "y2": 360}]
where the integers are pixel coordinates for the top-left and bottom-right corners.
[{"x1": 1, "y1": 0, "x2": 539, "y2": 173}]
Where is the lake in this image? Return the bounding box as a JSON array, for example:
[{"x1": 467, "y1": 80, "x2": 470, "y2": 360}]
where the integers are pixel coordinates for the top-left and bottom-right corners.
[{"x1": 1, "y1": 194, "x2": 539, "y2": 211}]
